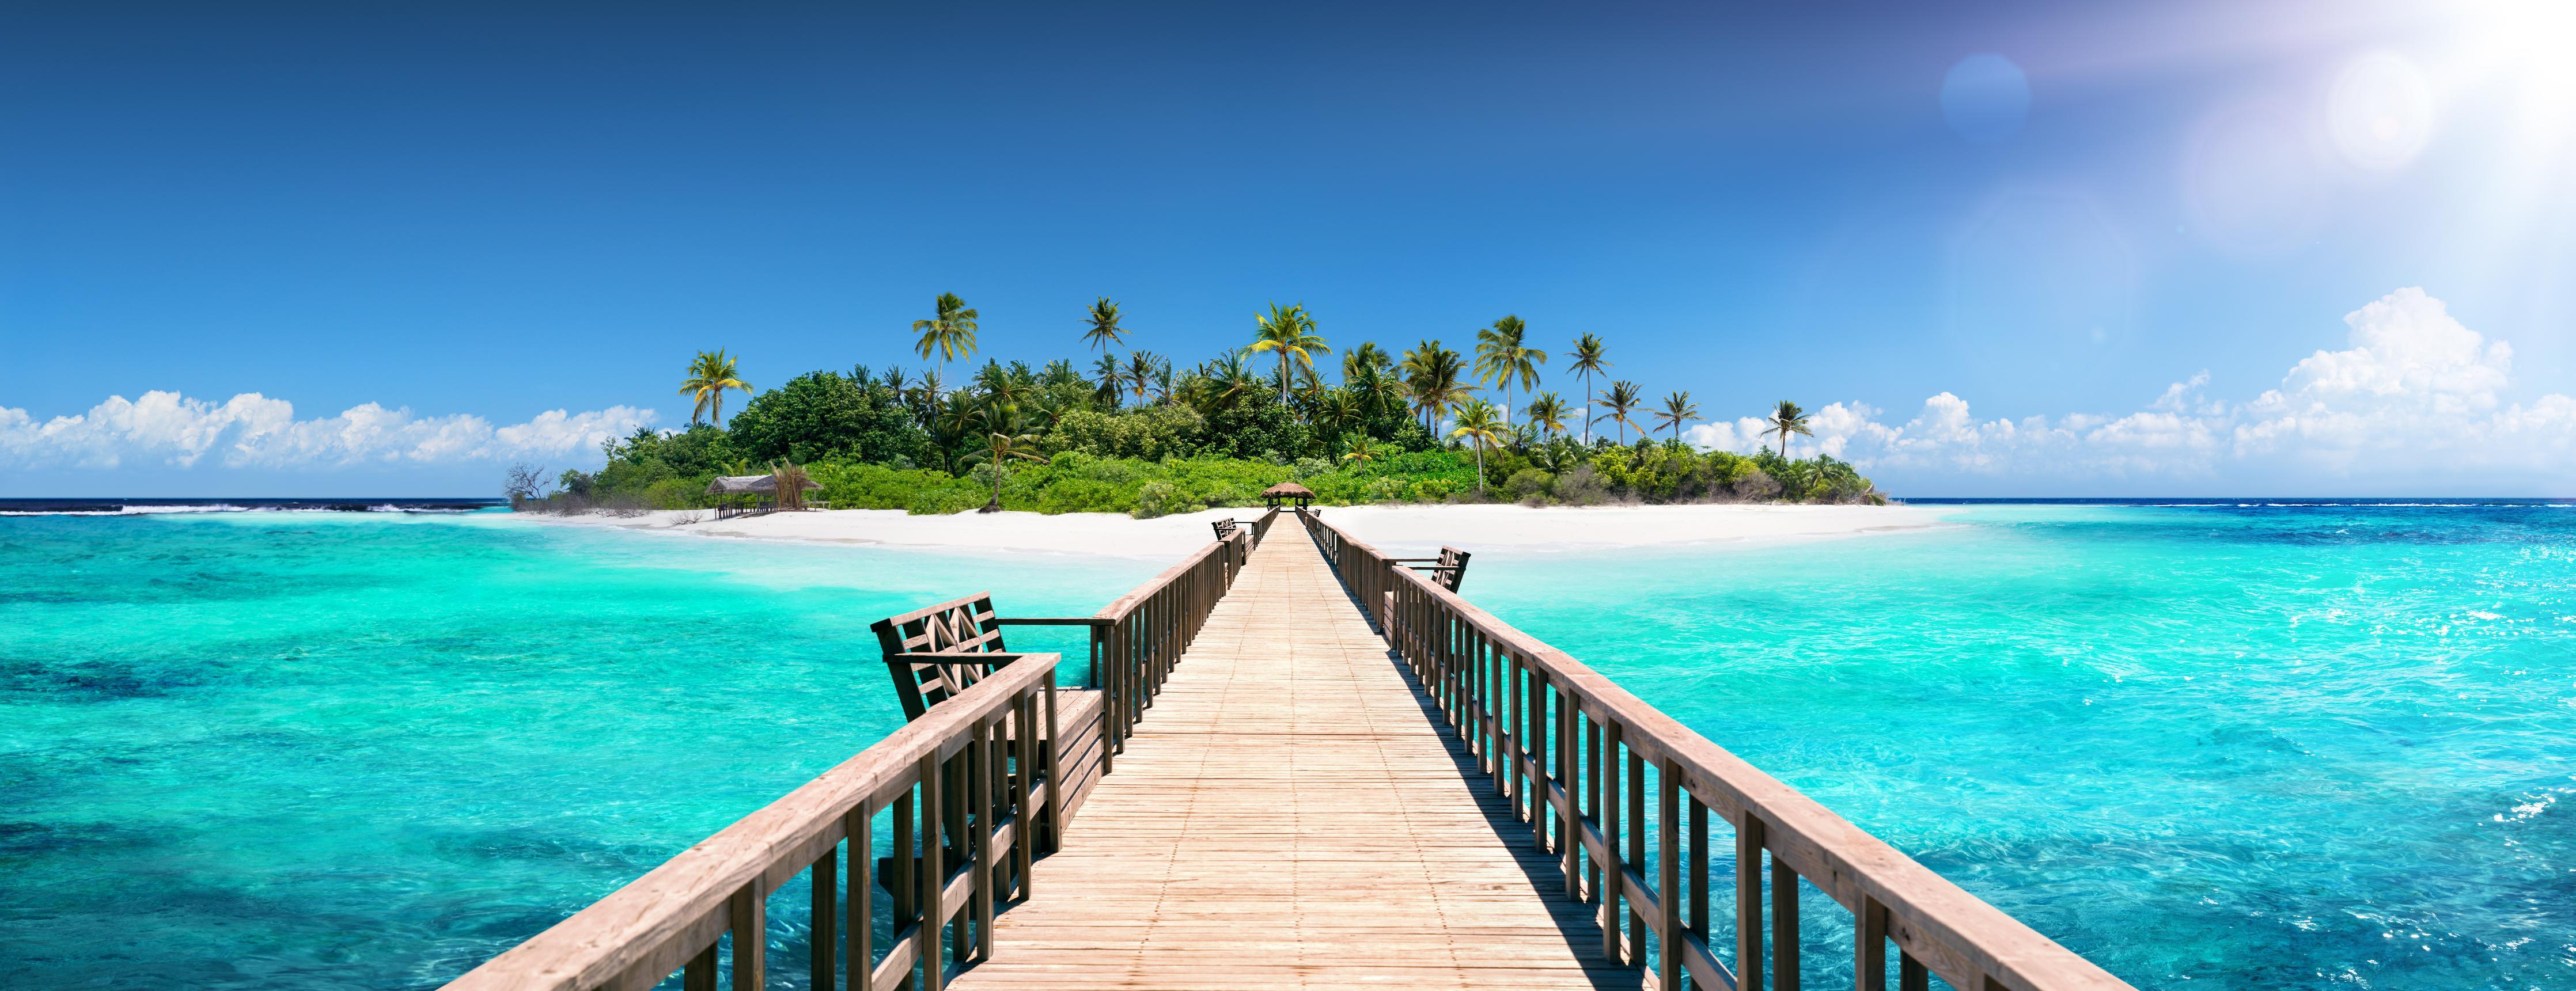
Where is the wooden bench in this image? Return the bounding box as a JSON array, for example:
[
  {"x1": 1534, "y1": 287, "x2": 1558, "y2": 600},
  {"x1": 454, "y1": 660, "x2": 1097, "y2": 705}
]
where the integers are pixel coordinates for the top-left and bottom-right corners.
[
  {"x1": 869, "y1": 594, "x2": 1113, "y2": 889},
  {"x1": 1387, "y1": 545, "x2": 1471, "y2": 592}
]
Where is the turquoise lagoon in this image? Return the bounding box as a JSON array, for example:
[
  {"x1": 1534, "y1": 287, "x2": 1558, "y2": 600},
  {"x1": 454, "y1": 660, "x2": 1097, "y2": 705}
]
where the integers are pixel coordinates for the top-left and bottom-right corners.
[
  {"x1": 0, "y1": 511, "x2": 1147, "y2": 988},
  {"x1": 4, "y1": 504, "x2": 2571, "y2": 988},
  {"x1": 1464, "y1": 502, "x2": 2575, "y2": 989}
]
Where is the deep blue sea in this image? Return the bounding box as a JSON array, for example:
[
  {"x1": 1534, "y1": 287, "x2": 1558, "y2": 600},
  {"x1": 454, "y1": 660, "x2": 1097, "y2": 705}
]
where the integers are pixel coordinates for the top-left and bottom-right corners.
[{"x1": 2, "y1": 500, "x2": 2569, "y2": 988}]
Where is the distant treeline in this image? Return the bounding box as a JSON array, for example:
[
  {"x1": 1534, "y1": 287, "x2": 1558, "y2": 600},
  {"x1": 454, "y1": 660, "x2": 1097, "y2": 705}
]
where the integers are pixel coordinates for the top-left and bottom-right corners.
[{"x1": 513, "y1": 301, "x2": 1885, "y2": 516}]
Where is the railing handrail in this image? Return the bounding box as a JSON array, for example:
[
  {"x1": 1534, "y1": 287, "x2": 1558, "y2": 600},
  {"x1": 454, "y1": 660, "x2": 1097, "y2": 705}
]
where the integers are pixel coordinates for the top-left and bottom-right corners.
[
  {"x1": 1300, "y1": 510, "x2": 2131, "y2": 991},
  {"x1": 1093, "y1": 508, "x2": 1277, "y2": 622},
  {"x1": 1094, "y1": 540, "x2": 1231, "y2": 621},
  {"x1": 444, "y1": 652, "x2": 1062, "y2": 991}
]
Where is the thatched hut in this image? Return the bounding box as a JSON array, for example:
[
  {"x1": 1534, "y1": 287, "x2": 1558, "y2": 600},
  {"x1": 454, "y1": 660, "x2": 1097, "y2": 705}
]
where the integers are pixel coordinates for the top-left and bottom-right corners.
[
  {"x1": 707, "y1": 472, "x2": 823, "y2": 518},
  {"x1": 1261, "y1": 481, "x2": 1316, "y2": 510}
]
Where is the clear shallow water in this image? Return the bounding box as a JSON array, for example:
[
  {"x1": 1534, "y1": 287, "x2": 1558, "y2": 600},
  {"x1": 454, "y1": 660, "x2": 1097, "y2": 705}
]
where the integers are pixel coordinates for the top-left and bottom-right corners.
[
  {"x1": 9, "y1": 506, "x2": 2571, "y2": 990},
  {"x1": 0, "y1": 512, "x2": 1146, "y2": 989},
  {"x1": 1465, "y1": 504, "x2": 2576, "y2": 989}
]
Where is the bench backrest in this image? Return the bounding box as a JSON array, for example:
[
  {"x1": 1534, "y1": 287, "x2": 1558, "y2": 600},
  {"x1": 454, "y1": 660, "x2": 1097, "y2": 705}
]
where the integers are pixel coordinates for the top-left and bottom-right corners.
[
  {"x1": 1434, "y1": 546, "x2": 1471, "y2": 591},
  {"x1": 1211, "y1": 519, "x2": 1238, "y2": 540},
  {"x1": 870, "y1": 592, "x2": 1010, "y2": 720}
]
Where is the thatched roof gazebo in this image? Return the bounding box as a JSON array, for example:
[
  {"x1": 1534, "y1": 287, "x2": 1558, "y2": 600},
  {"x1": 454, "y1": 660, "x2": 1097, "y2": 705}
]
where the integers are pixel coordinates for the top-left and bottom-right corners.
[
  {"x1": 1261, "y1": 481, "x2": 1316, "y2": 511},
  {"x1": 707, "y1": 472, "x2": 824, "y2": 518}
]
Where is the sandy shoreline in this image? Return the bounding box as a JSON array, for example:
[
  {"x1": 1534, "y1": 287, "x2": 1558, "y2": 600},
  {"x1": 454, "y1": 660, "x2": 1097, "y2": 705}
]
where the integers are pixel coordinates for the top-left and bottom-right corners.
[{"x1": 513, "y1": 503, "x2": 1950, "y2": 561}]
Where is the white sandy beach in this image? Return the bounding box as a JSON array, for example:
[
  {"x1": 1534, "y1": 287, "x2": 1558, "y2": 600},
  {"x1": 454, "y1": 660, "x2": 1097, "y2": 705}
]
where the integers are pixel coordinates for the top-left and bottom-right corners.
[{"x1": 520, "y1": 503, "x2": 1949, "y2": 561}]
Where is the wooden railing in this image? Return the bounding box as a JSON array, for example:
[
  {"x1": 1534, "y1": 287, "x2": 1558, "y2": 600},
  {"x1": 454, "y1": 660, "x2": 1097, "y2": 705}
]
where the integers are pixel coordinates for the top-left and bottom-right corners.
[
  {"x1": 445, "y1": 508, "x2": 1282, "y2": 991},
  {"x1": 1079, "y1": 507, "x2": 1274, "y2": 757},
  {"x1": 1297, "y1": 510, "x2": 2134, "y2": 991},
  {"x1": 445, "y1": 654, "x2": 1067, "y2": 991}
]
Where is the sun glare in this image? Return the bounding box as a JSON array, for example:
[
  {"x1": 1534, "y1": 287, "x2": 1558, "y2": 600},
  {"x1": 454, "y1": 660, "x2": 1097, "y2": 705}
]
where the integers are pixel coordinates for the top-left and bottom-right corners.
[{"x1": 2453, "y1": 0, "x2": 2576, "y2": 124}]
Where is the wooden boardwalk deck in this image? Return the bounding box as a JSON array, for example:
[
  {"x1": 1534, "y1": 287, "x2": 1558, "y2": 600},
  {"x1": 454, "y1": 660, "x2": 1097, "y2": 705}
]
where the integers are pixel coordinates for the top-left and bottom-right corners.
[{"x1": 949, "y1": 531, "x2": 1633, "y2": 990}]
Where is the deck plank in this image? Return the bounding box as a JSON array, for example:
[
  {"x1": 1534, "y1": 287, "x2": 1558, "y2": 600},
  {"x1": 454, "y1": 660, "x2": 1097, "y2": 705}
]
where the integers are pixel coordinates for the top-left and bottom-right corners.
[{"x1": 949, "y1": 531, "x2": 1632, "y2": 990}]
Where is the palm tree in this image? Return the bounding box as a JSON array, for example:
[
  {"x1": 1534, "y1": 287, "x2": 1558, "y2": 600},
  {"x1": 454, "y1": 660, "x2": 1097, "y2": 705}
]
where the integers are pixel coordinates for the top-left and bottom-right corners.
[
  {"x1": 1195, "y1": 352, "x2": 1259, "y2": 412},
  {"x1": 973, "y1": 359, "x2": 1029, "y2": 414},
  {"x1": 1594, "y1": 381, "x2": 1643, "y2": 443},
  {"x1": 1030, "y1": 392, "x2": 1072, "y2": 432},
  {"x1": 1567, "y1": 333, "x2": 1609, "y2": 443},
  {"x1": 1341, "y1": 434, "x2": 1387, "y2": 469},
  {"x1": 1400, "y1": 340, "x2": 1473, "y2": 434},
  {"x1": 1767, "y1": 400, "x2": 1814, "y2": 457},
  {"x1": 766, "y1": 461, "x2": 815, "y2": 511},
  {"x1": 1124, "y1": 351, "x2": 1162, "y2": 407},
  {"x1": 1316, "y1": 388, "x2": 1363, "y2": 441},
  {"x1": 916, "y1": 369, "x2": 946, "y2": 411},
  {"x1": 1080, "y1": 297, "x2": 1126, "y2": 355},
  {"x1": 1524, "y1": 391, "x2": 1570, "y2": 438},
  {"x1": 1448, "y1": 398, "x2": 1505, "y2": 495},
  {"x1": 1347, "y1": 361, "x2": 1403, "y2": 423},
  {"x1": 963, "y1": 410, "x2": 1045, "y2": 513},
  {"x1": 1247, "y1": 302, "x2": 1331, "y2": 411},
  {"x1": 1652, "y1": 391, "x2": 1700, "y2": 443},
  {"x1": 933, "y1": 389, "x2": 979, "y2": 473},
  {"x1": 1472, "y1": 315, "x2": 1548, "y2": 425},
  {"x1": 1341, "y1": 341, "x2": 1391, "y2": 381},
  {"x1": 912, "y1": 293, "x2": 980, "y2": 376},
  {"x1": 678, "y1": 349, "x2": 752, "y2": 426}
]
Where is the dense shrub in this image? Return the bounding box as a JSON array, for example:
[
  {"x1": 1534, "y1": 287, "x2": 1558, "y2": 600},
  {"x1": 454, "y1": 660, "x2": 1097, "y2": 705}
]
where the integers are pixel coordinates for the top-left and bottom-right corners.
[{"x1": 1503, "y1": 468, "x2": 1553, "y2": 504}]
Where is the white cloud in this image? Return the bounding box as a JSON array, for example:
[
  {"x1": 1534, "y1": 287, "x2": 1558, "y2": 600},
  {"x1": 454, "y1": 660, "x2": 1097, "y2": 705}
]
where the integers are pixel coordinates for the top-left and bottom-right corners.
[
  {"x1": 0, "y1": 392, "x2": 653, "y2": 470},
  {"x1": 1674, "y1": 288, "x2": 2576, "y2": 484}
]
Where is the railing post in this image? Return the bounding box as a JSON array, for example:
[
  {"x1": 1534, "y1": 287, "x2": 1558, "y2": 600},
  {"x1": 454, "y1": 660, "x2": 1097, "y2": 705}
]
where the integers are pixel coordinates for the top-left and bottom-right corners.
[
  {"x1": 1627, "y1": 745, "x2": 1645, "y2": 950},
  {"x1": 730, "y1": 878, "x2": 765, "y2": 991},
  {"x1": 1491, "y1": 642, "x2": 1506, "y2": 789},
  {"x1": 1775, "y1": 859, "x2": 1801, "y2": 991},
  {"x1": 812, "y1": 844, "x2": 837, "y2": 991},
  {"x1": 1585, "y1": 711, "x2": 1603, "y2": 910},
  {"x1": 1854, "y1": 895, "x2": 1886, "y2": 991},
  {"x1": 1740, "y1": 814, "x2": 1767, "y2": 991},
  {"x1": 1558, "y1": 684, "x2": 1577, "y2": 897},
  {"x1": 1014, "y1": 692, "x2": 1036, "y2": 899},
  {"x1": 973, "y1": 717, "x2": 997, "y2": 963},
  {"x1": 684, "y1": 943, "x2": 716, "y2": 991},
  {"x1": 1043, "y1": 670, "x2": 1062, "y2": 855},
  {"x1": 1600, "y1": 719, "x2": 1624, "y2": 963},
  {"x1": 1694, "y1": 796, "x2": 1713, "y2": 981},
  {"x1": 892, "y1": 783, "x2": 914, "y2": 991},
  {"x1": 1521, "y1": 663, "x2": 1540, "y2": 846},
  {"x1": 1900, "y1": 953, "x2": 1929, "y2": 991},
  {"x1": 848, "y1": 800, "x2": 874, "y2": 991},
  {"x1": 1658, "y1": 757, "x2": 1681, "y2": 991},
  {"x1": 918, "y1": 750, "x2": 944, "y2": 991}
]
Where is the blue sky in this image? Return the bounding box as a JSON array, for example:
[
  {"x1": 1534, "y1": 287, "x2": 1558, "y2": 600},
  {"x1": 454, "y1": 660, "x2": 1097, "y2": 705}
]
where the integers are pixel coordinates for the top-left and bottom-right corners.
[{"x1": 5, "y1": 1, "x2": 2573, "y2": 496}]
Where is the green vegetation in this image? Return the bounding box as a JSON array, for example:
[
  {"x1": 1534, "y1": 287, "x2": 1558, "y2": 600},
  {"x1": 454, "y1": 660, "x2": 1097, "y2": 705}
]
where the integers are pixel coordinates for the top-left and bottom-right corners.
[{"x1": 521, "y1": 294, "x2": 1886, "y2": 517}]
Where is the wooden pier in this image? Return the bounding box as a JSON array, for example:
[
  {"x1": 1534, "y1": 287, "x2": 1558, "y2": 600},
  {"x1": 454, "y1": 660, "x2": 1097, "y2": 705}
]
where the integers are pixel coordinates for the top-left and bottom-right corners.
[
  {"x1": 945, "y1": 509, "x2": 1623, "y2": 989},
  {"x1": 446, "y1": 509, "x2": 2132, "y2": 991}
]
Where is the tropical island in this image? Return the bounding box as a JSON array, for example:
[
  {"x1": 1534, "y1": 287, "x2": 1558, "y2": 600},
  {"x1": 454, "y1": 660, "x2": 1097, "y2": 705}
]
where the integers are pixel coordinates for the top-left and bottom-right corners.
[{"x1": 512, "y1": 294, "x2": 1886, "y2": 518}]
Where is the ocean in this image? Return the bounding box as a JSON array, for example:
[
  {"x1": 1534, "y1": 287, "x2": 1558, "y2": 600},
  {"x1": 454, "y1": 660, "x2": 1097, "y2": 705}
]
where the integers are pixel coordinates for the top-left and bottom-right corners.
[
  {"x1": 1468, "y1": 500, "x2": 2576, "y2": 989},
  {"x1": 0, "y1": 507, "x2": 1145, "y2": 988},
  {"x1": 3, "y1": 502, "x2": 2569, "y2": 988}
]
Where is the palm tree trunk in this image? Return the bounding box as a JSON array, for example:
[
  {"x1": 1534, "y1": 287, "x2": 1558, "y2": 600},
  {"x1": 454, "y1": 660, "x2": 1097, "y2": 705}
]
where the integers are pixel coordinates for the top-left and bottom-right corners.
[{"x1": 1475, "y1": 443, "x2": 1486, "y2": 495}]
